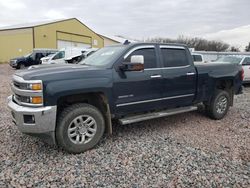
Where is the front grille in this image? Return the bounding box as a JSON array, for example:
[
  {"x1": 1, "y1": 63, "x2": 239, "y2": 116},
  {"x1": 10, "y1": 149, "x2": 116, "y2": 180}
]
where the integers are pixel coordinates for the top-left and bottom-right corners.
[
  {"x1": 13, "y1": 81, "x2": 28, "y2": 90},
  {"x1": 14, "y1": 94, "x2": 30, "y2": 103}
]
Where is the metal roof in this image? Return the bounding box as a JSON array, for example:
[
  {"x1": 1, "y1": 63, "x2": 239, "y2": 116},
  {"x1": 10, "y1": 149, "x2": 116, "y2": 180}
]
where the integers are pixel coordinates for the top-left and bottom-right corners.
[
  {"x1": 99, "y1": 34, "x2": 138, "y2": 43},
  {"x1": 0, "y1": 18, "x2": 76, "y2": 31}
]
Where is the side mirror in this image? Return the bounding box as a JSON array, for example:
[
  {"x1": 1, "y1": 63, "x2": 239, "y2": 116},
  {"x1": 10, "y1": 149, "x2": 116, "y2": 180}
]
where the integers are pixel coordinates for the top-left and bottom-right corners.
[{"x1": 120, "y1": 55, "x2": 144, "y2": 71}]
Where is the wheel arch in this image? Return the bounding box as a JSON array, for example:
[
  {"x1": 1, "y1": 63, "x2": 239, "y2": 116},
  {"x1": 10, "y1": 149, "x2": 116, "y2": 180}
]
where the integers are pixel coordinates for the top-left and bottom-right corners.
[{"x1": 57, "y1": 92, "x2": 113, "y2": 135}]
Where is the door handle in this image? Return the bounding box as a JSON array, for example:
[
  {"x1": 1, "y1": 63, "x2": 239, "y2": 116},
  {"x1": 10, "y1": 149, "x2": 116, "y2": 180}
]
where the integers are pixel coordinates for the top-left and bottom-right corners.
[
  {"x1": 150, "y1": 75, "x2": 162, "y2": 78},
  {"x1": 186, "y1": 72, "x2": 195, "y2": 76}
]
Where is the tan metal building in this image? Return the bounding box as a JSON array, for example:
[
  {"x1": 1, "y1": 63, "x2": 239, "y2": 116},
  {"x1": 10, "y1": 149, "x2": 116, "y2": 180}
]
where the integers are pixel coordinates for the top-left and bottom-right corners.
[
  {"x1": 99, "y1": 34, "x2": 138, "y2": 47},
  {"x1": 0, "y1": 18, "x2": 104, "y2": 62},
  {"x1": 99, "y1": 34, "x2": 120, "y2": 46}
]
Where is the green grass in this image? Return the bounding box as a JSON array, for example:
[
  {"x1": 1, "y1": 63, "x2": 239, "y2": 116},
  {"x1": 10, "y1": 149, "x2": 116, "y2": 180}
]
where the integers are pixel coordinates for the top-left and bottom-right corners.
[{"x1": 0, "y1": 61, "x2": 8, "y2": 64}]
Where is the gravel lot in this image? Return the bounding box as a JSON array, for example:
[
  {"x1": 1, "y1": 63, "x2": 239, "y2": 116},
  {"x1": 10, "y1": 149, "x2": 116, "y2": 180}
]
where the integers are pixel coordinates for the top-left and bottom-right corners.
[{"x1": 0, "y1": 64, "x2": 249, "y2": 187}]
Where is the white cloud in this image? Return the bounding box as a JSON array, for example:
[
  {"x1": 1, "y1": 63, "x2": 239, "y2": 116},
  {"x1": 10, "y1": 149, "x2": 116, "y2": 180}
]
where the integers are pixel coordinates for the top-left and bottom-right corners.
[
  {"x1": 0, "y1": 0, "x2": 26, "y2": 10},
  {"x1": 204, "y1": 25, "x2": 250, "y2": 50},
  {"x1": 0, "y1": 0, "x2": 250, "y2": 42},
  {"x1": 45, "y1": 10, "x2": 66, "y2": 19}
]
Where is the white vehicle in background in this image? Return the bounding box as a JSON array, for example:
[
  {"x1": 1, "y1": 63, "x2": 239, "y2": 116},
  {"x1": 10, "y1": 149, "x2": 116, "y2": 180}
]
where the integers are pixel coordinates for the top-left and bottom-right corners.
[
  {"x1": 40, "y1": 53, "x2": 55, "y2": 64},
  {"x1": 41, "y1": 47, "x2": 95, "y2": 65},
  {"x1": 192, "y1": 53, "x2": 204, "y2": 63},
  {"x1": 214, "y1": 56, "x2": 250, "y2": 83},
  {"x1": 81, "y1": 48, "x2": 98, "y2": 58}
]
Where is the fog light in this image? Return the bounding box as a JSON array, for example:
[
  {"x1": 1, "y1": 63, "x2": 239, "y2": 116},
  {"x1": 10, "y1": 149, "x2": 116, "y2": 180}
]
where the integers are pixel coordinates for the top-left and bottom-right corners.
[
  {"x1": 31, "y1": 96, "x2": 43, "y2": 104},
  {"x1": 23, "y1": 115, "x2": 35, "y2": 124}
]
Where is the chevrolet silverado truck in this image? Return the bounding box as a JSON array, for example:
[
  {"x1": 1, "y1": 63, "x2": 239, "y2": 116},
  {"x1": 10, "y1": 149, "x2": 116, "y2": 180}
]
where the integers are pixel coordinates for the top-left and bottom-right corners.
[{"x1": 8, "y1": 43, "x2": 244, "y2": 153}]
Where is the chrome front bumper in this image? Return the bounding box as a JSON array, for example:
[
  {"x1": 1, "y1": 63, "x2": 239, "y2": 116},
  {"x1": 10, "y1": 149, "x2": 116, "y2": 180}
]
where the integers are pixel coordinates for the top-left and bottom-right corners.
[{"x1": 7, "y1": 96, "x2": 57, "y2": 145}]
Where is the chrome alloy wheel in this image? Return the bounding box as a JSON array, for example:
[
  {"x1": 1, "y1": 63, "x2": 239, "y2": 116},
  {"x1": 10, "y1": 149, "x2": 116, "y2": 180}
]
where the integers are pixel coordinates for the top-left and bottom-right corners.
[
  {"x1": 215, "y1": 95, "x2": 228, "y2": 114},
  {"x1": 67, "y1": 115, "x2": 97, "y2": 144}
]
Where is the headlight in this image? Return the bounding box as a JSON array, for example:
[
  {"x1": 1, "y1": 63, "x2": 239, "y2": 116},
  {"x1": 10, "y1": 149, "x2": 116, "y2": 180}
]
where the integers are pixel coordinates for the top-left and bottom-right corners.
[{"x1": 29, "y1": 83, "x2": 42, "y2": 90}]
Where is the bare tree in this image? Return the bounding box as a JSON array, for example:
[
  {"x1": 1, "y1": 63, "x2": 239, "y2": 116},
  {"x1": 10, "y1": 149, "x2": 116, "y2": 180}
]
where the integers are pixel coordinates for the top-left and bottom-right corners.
[
  {"x1": 245, "y1": 42, "x2": 250, "y2": 52},
  {"x1": 146, "y1": 36, "x2": 230, "y2": 51},
  {"x1": 230, "y1": 46, "x2": 240, "y2": 52}
]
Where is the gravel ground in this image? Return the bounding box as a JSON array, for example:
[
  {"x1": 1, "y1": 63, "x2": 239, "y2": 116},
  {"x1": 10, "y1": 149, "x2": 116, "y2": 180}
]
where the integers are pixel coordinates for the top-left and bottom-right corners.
[{"x1": 0, "y1": 64, "x2": 249, "y2": 187}]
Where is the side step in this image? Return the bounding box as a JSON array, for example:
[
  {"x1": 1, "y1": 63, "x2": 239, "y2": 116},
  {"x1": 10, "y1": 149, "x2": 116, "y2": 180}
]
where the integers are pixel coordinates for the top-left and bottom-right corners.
[{"x1": 119, "y1": 106, "x2": 198, "y2": 125}]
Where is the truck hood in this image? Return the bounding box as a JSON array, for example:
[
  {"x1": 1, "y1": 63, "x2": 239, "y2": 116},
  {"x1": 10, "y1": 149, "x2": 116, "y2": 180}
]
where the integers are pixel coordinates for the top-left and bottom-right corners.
[
  {"x1": 14, "y1": 64, "x2": 110, "y2": 82},
  {"x1": 10, "y1": 56, "x2": 26, "y2": 61}
]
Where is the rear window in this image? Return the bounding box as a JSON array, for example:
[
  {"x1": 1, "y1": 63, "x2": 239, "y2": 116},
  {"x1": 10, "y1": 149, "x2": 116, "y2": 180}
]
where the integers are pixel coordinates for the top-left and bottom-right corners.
[
  {"x1": 193, "y1": 55, "x2": 202, "y2": 62},
  {"x1": 161, "y1": 48, "x2": 189, "y2": 67},
  {"x1": 242, "y1": 57, "x2": 250, "y2": 65}
]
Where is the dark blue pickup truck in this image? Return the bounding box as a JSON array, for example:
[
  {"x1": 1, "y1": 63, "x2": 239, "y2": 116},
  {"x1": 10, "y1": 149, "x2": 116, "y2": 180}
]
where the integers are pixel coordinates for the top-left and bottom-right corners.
[{"x1": 8, "y1": 43, "x2": 243, "y2": 153}]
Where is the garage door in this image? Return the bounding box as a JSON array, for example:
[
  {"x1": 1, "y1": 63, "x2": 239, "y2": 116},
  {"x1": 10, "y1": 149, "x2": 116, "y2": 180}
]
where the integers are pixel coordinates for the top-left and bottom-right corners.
[
  {"x1": 57, "y1": 31, "x2": 92, "y2": 49},
  {"x1": 57, "y1": 40, "x2": 91, "y2": 49}
]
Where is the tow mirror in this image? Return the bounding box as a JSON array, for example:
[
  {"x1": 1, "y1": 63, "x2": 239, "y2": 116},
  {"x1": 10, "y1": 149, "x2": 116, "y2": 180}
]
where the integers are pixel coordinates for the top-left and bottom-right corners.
[{"x1": 120, "y1": 55, "x2": 144, "y2": 71}]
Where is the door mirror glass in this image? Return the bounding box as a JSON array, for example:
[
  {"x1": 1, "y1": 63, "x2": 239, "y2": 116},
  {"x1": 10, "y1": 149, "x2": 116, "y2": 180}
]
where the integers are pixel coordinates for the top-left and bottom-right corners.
[{"x1": 120, "y1": 55, "x2": 144, "y2": 71}]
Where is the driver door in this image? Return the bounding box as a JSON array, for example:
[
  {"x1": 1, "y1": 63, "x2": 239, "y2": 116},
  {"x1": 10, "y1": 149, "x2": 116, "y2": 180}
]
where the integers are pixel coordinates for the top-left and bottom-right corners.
[{"x1": 112, "y1": 45, "x2": 164, "y2": 115}]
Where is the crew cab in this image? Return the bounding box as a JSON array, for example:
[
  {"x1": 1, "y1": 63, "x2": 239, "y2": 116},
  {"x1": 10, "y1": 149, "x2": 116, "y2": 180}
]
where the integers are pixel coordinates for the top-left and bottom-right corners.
[
  {"x1": 8, "y1": 43, "x2": 243, "y2": 153},
  {"x1": 10, "y1": 49, "x2": 58, "y2": 69}
]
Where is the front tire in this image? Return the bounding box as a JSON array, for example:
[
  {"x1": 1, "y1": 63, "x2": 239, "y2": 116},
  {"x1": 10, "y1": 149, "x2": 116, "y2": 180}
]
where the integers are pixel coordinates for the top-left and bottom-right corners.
[
  {"x1": 56, "y1": 103, "x2": 105, "y2": 153},
  {"x1": 18, "y1": 63, "x2": 25, "y2": 69},
  {"x1": 205, "y1": 90, "x2": 230, "y2": 120}
]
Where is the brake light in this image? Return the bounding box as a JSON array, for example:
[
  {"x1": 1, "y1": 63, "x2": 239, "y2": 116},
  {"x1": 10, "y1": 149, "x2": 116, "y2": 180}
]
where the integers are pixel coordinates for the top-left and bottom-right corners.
[{"x1": 240, "y1": 68, "x2": 244, "y2": 81}]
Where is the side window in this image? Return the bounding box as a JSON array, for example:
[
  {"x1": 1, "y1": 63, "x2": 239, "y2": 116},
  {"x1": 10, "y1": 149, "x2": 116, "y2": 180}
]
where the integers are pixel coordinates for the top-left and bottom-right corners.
[
  {"x1": 193, "y1": 55, "x2": 202, "y2": 62},
  {"x1": 242, "y1": 57, "x2": 250, "y2": 65},
  {"x1": 35, "y1": 53, "x2": 44, "y2": 60},
  {"x1": 53, "y1": 51, "x2": 65, "y2": 60},
  {"x1": 124, "y1": 48, "x2": 157, "y2": 69},
  {"x1": 161, "y1": 48, "x2": 189, "y2": 67}
]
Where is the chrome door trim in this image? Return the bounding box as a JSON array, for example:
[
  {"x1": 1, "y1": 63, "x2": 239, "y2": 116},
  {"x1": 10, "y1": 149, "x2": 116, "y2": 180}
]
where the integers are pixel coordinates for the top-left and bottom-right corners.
[
  {"x1": 150, "y1": 75, "x2": 162, "y2": 78},
  {"x1": 144, "y1": 65, "x2": 191, "y2": 71},
  {"x1": 123, "y1": 45, "x2": 155, "y2": 59},
  {"x1": 159, "y1": 45, "x2": 185, "y2": 49},
  {"x1": 116, "y1": 94, "x2": 195, "y2": 107},
  {"x1": 186, "y1": 72, "x2": 195, "y2": 76}
]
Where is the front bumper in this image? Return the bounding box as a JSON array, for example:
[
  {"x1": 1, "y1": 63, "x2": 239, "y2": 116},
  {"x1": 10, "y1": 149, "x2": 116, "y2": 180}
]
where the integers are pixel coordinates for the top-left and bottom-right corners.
[
  {"x1": 243, "y1": 79, "x2": 250, "y2": 84},
  {"x1": 7, "y1": 96, "x2": 57, "y2": 145},
  {"x1": 9, "y1": 60, "x2": 17, "y2": 68}
]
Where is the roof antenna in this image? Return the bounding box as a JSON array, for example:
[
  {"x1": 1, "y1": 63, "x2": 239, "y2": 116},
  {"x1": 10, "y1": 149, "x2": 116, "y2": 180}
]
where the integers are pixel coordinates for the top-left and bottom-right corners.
[{"x1": 123, "y1": 40, "x2": 130, "y2": 45}]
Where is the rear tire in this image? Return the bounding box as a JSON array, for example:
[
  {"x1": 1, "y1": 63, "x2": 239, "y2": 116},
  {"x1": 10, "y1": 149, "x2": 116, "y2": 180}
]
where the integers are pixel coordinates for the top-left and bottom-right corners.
[
  {"x1": 56, "y1": 103, "x2": 105, "y2": 154},
  {"x1": 205, "y1": 90, "x2": 230, "y2": 120}
]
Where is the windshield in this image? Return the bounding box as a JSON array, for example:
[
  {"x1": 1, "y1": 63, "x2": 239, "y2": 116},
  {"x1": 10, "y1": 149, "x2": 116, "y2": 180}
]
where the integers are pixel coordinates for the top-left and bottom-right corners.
[
  {"x1": 24, "y1": 53, "x2": 32, "y2": 58},
  {"x1": 215, "y1": 56, "x2": 243, "y2": 64},
  {"x1": 79, "y1": 46, "x2": 126, "y2": 67}
]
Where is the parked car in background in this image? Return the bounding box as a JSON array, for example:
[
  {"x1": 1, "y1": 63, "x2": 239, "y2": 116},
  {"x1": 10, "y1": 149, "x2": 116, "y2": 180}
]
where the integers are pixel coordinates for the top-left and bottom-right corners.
[
  {"x1": 39, "y1": 53, "x2": 55, "y2": 64},
  {"x1": 41, "y1": 47, "x2": 96, "y2": 65},
  {"x1": 9, "y1": 49, "x2": 58, "y2": 69},
  {"x1": 192, "y1": 53, "x2": 204, "y2": 63},
  {"x1": 214, "y1": 56, "x2": 250, "y2": 83},
  {"x1": 81, "y1": 48, "x2": 98, "y2": 59}
]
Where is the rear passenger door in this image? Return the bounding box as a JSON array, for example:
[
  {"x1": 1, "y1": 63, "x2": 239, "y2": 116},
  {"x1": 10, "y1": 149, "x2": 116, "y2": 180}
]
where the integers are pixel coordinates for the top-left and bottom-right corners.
[
  {"x1": 242, "y1": 57, "x2": 250, "y2": 81},
  {"x1": 159, "y1": 46, "x2": 197, "y2": 108}
]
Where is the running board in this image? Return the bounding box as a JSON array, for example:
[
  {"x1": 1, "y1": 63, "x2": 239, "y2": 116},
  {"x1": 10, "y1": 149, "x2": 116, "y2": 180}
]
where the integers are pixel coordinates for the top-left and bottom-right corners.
[{"x1": 119, "y1": 106, "x2": 198, "y2": 125}]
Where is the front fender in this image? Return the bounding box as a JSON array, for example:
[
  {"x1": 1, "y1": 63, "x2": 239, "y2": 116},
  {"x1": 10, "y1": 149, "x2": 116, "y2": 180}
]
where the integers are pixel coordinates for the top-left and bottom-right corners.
[{"x1": 43, "y1": 78, "x2": 113, "y2": 106}]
